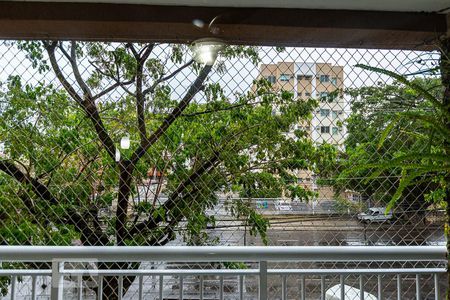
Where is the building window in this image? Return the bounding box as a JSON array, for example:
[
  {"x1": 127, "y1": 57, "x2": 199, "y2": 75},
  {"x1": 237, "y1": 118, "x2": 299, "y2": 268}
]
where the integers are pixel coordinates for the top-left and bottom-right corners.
[
  {"x1": 320, "y1": 109, "x2": 330, "y2": 117},
  {"x1": 297, "y1": 75, "x2": 313, "y2": 81},
  {"x1": 320, "y1": 126, "x2": 330, "y2": 133},
  {"x1": 305, "y1": 92, "x2": 311, "y2": 97},
  {"x1": 298, "y1": 92, "x2": 302, "y2": 96},
  {"x1": 331, "y1": 77, "x2": 337, "y2": 85},
  {"x1": 319, "y1": 92, "x2": 329, "y2": 101},
  {"x1": 280, "y1": 74, "x2": 291, "y2": 81},
  {"x1": 267, "y1": 75, "x2": 276, "y2": 84},
  {"x1": 332, "y1": 127, "x2": 339, "y2": 135},
  {"x1": 332, "y1": 111, "x2": 337, "y2": 119},
  {"x1": 332, "y1": 110, "x2": 338, "y2": 119},
  {"x1": 319, "y1": 75, "x2": 330, "y2": 83}
]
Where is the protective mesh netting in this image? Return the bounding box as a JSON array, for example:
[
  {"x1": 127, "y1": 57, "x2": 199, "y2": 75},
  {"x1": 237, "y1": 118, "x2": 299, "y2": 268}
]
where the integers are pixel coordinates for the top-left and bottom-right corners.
[{"x1": 0, "y1": 41, "x2": 447, "y2": 299}]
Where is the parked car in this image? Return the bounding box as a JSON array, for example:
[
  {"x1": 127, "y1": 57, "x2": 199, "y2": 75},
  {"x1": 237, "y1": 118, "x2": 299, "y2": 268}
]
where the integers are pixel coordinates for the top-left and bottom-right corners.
[
  {"x1": 326, "y1": 284, "x2": 377, "y2": 300},
  {"x1": 357, "y1": 207, "x2": 393, "y2": 223}
]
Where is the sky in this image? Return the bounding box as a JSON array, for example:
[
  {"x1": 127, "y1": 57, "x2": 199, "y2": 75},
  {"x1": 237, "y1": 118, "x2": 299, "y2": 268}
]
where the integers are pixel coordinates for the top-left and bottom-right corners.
[{"x1": 0, "y1": 42, "x2": 438, "y2": 99}]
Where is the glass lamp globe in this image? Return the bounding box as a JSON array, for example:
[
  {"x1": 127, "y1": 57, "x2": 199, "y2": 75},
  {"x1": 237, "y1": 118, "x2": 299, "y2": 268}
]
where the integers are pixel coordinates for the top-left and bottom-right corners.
[{"x1": 190, "y1": 38, "x2": 226, "y2": 66}]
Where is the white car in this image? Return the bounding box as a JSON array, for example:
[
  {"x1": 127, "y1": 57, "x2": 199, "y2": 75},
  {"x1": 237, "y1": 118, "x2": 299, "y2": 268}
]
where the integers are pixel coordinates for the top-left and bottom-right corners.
[
  {"x1": 357, "y1": 207, "x2": 393, "y2": 223},
  {"x1": 326, "y1": 284, "x2": 377, "y2": 300}
]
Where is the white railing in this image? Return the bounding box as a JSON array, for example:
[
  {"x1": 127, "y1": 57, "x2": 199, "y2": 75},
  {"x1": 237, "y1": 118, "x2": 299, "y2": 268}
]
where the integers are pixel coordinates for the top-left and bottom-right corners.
[{"x1": 0, "y1": 246, "x2": 446, "y2": 300}]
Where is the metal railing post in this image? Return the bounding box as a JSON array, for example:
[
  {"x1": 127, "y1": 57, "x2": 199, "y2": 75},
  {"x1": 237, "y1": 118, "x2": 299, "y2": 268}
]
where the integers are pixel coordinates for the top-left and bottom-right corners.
[
  {"x1": 179, "y1": 276, "x2": 183, "y2": 300},
  {"x1": 239, "y1": 275, "x2": 244, "y2": 300},
  {"x1": 199, "y1": 276, "x2": 204, "y2": 300},
  {"x1": 300, "y1": 275, "x2": 306, "y2": 300},
  {"x1": 359, "y1": 275, "x2": 364, "y2": 300},
  {"x1": 377, "y1": 275, "x2": 382, "y2": 300},
  {"x1": 138, "y1": 275, "x2": 143, "y2": 300},
  {"x1": 219, "y1": 276, "x2": 224, "y2": 300},
  {"x1": 416, "y1": 274, "x2": 421, "y2": 300},
  {"x1": 51, "y1": 260, "x2": 64, "y2": 300},
  {"x1": 320, "y1": 275, "x2": 326, "y2": 300},
  {"x1": 31, "y1": 275, "x2": 37, "y2": 300},
  {"x1": 259, "y1": 261, "x2": 268, "y2": 300},
  {"x1": 282, "y1": 275, "x2": 287, "y2": 300},
  {"x1": 159, "y1": 275, "x2": 163, "y2": 300},
  {"x1": 118, "y1": 275, "x2": 123, "y2": 300},
  {"x1": 77, "y1": 275, "x2": 83, "y2": 300},
  {"x1": 434, "y1": 273, "x2": 440, "y2": 300},
  {"x1": 98, "y1": 275, "x2": 103, "y2": 300},
  {"x1": 11, "y1": 276, "x2": 16, "y2": 300}
]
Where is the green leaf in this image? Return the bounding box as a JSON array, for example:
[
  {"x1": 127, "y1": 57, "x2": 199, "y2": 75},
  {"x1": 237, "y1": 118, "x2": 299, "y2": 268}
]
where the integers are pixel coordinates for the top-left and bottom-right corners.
[
  {"x1": 355, "y1": 64, "x2": 446, "y2": 113},
  {"x1": 377, "y1": 114, "x2": 400, "y2": 150}
]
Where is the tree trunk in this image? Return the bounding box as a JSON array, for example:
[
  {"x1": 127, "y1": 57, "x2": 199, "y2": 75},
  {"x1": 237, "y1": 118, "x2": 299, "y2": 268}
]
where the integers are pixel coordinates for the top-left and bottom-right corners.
[
  {"x1": 97, "y1": 160, "x2": 136, "y2": 298},
  {"x1": 101, "y1": 262, "x2": 139, "y2": 300},
  {"x1": 116, "y1": 160, "x2": 133, "y2": 246}
]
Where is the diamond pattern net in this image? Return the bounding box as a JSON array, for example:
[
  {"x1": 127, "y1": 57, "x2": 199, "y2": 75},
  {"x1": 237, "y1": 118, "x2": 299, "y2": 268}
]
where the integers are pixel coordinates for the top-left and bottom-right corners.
[{"x1": 0, "y1": 41, "x2": 445, "y2": 299}]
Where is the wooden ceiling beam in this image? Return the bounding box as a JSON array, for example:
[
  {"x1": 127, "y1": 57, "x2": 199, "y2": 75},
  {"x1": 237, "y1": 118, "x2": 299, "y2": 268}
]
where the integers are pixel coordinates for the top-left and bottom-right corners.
[{"x1": 0, "y1": 1, "x2": 447, "y2": 50}]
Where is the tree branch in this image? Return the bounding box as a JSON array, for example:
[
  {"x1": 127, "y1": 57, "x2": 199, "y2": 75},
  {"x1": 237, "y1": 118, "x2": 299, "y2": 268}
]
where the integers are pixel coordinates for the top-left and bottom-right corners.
[
  {"x1": 0, "y1": 160, "x2": 108, "y2": 245},
  {"x1": 92, "y1": 79, "x2": 134, "y2": 101},
  {"x1": 57, "y1": 43, "x2": 71, "y2": 61},
  {"x1": 44, "y1": 41, "x2": 83, "y2": 104},
  {"x1": 89, "y1": 61, "x2": 135, "y2": 97},
  {"x1": 128, "y1": 150, "x2": 220, "y2": 237},
  {"x1": 139, "y1": 43, "x2": 154, "y2": 63},
  {"x1": 37, "y1": 137, "x2": 98, "y2": 179},
  {"x1": 130, "y1": 64, "x2": 212, "y2": 166},
  {"x1": 70, "y1": 41, "x2": 93, "y2": 98},
  {"x1": 45, "y1": 41, "x2": 117, "y2": 161},
  {"x1": 135, "y1": 44, "x2": 155, "y2": 143},
  {"x1": 83, "y1": 102, "x2": 117, "y2": 161},
  {"x1": 126, "y1": 43, "x2": 139, "y2": 60},
  {"x1": 181, "y1": 101, "x2": 263, "y2": 117},
  {"x1": 143, "y1": 60, "x2": 194, "y2": 96},
  {"x1": 0, "y1": 160, "x2": 58, "y2": 205}
]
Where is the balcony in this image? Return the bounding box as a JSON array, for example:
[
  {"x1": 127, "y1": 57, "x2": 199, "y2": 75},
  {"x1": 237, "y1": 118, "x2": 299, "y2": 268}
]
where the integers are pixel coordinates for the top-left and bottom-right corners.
[
  {"x1": 0, "y1": 2, "x2": 448, "y2": 300},
  {"x1": 0, "y1": 246, "x2": 446, "y2": 300}
]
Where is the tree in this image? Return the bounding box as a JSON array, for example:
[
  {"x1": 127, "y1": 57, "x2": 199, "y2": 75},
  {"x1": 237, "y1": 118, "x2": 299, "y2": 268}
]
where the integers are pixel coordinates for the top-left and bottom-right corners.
[
  {"x1": 334, "y1": 76, "x2": 444, "y2": 218},
  {"x1": 0, "y1": 41, "x2": 332, "y2": 298},
  {"x1": 336, "y1": 45, "x2": 449, "y2": 294}
]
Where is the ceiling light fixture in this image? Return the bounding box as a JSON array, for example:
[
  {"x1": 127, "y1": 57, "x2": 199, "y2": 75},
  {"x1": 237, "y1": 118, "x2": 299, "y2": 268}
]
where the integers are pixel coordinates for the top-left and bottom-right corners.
[{"x1": 190, "y1": 38, "x2": 226, "y2": 66}]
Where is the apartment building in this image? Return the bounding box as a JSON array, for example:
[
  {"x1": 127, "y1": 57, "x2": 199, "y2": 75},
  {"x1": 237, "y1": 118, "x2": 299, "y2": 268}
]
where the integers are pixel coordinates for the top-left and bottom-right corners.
[{"x1": 259, "y1": 62, "x2": 347, "y2": 201}]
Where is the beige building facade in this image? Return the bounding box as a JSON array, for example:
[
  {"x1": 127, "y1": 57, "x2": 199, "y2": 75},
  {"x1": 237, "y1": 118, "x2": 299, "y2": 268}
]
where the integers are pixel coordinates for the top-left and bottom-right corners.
[{"x1": 259, "y1": 62, "x2": 347, "y2": 201}]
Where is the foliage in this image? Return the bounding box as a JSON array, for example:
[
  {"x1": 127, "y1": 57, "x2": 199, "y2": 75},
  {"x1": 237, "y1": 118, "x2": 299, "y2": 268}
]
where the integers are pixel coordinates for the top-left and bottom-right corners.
[
  {"x1": 336, "y1": 65, "x2": 448, "y2": 212},
  {"x1": 0, "y1": 42, "x2": 333, "y2": 252},
  {"x1": 333, "y1": 196, "x2": 365, "y2": 214}
]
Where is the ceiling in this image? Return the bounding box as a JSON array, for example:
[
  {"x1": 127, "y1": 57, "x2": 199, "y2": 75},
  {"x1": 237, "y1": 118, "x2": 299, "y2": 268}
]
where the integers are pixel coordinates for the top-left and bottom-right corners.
[{"x1": 10, "y1": 0, "x2": 450, "y2": 13}]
